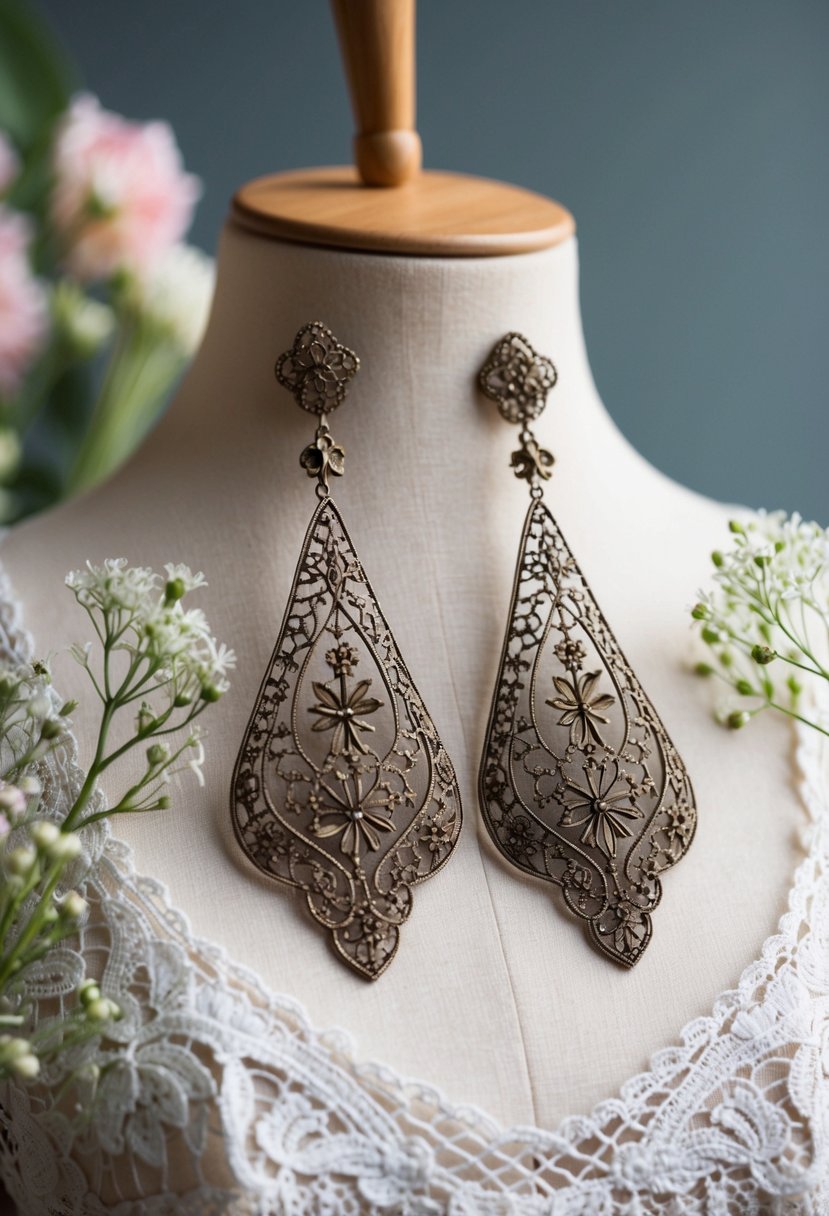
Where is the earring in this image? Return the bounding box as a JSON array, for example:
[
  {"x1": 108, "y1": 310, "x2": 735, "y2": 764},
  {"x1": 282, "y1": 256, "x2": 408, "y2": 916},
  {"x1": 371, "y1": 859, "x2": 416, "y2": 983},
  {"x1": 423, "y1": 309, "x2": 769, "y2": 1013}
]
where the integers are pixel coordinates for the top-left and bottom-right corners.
[
  {"x1": 478, "y1": 333, "x2": 696, "y2": 966},
  {"x1": 231, "y1": 322, "x2": 462, "y2": 980}
]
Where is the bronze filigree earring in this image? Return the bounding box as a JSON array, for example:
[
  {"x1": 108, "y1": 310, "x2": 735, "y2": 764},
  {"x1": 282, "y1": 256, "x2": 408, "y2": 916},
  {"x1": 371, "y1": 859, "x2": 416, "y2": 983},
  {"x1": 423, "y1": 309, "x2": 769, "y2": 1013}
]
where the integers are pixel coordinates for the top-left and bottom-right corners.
[
  {"x1": 478, "y1": 333, "x2": 696, "y2": 966},
  {"x1": 231, "y1": 322, "x2": 462, "y2": 980}
]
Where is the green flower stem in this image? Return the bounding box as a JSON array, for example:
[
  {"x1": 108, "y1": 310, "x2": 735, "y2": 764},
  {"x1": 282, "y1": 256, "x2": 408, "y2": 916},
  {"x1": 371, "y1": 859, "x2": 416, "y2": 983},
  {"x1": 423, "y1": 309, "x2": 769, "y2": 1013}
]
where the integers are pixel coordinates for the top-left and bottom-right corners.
[
  {"x1": 0, "y1": 858, "x2": 63, "y2": 990},
  {"x1": 67, "y1": 313, "x2": 185, "y2": 495}
]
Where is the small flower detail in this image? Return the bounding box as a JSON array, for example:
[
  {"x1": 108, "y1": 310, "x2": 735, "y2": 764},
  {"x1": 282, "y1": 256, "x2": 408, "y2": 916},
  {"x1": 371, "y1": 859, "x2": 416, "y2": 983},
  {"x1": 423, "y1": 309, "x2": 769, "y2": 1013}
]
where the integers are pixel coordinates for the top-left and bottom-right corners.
[
  {"x1": 663, "y1": 801, "x2": 695, "y2": 850},
  {"x1": 299, "y1": 431, "x2": 345, "y2": 488},
  {"x1": 312, "y1": 771, "x2": 395, "y2": 859},
  {"x1": 325, "y1": 643, "x2": 359, "y2": 676},
  {"x1": 308, "y1": 676, "x2": 383, "y2": 756},
  {"x1": 553, "y1": 637, "x2": 587, "y2": 670},
  {"x1": 478, "y1": 332, "x2": 558, "y2": 425},
  {"x1": 510, "y1": 438, "x2": 555, "y2": 483},
  {"x1": 276, "y1": 321, "x2": 359, "y2": 415},
  {"x1": 560, "y1": 762, "x2": 643, "y2": 857},
  {"x1": 547, "y1": 670, "x2": 616, "y2": 749},
  {"x1": 501, "y1": 812, "x2": 538, "y2": 865},
  {"x1": 607, "y1": 898, "x2": 649, "y2": 957}
]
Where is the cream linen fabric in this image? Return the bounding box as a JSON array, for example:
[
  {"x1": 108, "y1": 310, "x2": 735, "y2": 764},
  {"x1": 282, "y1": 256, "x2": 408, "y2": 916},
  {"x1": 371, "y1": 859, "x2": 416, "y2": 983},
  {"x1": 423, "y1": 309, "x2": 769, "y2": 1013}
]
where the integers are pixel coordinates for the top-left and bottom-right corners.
[{"x1": 3, "y1": 226, "x2": 802, "y2": 1136}]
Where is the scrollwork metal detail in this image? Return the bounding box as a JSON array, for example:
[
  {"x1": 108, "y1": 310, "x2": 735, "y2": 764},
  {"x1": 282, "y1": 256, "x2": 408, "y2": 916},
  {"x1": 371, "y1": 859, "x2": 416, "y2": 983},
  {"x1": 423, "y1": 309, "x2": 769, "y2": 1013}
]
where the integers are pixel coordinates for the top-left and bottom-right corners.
[
  {"x1": 478, "y1": 331, "x2": 696, "y2": 967},
  {"x1": 480, "y1": 498, "x2": 697, "y2": 967},
  {"x1": 231, "y1": 499, "x2": 462, "y2": 980}
]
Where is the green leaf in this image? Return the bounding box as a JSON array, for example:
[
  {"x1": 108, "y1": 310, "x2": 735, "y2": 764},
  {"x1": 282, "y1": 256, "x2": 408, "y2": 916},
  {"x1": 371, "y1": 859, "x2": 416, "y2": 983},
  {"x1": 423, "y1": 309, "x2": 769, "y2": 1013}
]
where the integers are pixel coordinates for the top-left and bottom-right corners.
[
  {"x1": 0, "y1": 0, "x2": 78, "y2": 236},
  {"x1": 0, "y1": 0, "x2": 75, "y2": 150}
]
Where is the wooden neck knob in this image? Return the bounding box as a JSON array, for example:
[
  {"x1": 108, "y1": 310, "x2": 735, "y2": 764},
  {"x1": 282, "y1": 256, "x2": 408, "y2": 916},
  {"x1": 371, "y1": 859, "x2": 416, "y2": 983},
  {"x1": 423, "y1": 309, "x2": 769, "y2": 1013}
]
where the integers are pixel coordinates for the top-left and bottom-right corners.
[{"x1": 330, "y1": 0, "x2": 423, "y2": 187}]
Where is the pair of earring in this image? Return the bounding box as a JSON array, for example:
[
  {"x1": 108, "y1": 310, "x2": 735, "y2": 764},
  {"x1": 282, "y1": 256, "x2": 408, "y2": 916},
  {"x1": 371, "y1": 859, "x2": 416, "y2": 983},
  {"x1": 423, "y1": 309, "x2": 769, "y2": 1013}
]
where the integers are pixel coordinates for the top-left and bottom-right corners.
[{"x1": 231, "y1": 323, "x2": 696, "y2": 979}]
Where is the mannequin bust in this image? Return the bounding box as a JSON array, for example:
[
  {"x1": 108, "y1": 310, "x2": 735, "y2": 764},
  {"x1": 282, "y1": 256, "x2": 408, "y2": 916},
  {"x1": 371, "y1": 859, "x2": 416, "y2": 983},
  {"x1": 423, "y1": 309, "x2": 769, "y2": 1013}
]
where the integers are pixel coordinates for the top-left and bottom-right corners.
[{"x1": 2, "y1": 1, "x2": 799, "y2": 1141}]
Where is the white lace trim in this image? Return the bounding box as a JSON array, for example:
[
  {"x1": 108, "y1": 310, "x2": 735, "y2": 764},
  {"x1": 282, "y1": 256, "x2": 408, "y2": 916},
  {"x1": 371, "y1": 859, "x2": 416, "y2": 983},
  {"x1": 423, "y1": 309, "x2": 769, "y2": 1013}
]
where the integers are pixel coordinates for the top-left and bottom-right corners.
[{"x1": 0, "y1": 564, "x2": 826, "y2": 1216}]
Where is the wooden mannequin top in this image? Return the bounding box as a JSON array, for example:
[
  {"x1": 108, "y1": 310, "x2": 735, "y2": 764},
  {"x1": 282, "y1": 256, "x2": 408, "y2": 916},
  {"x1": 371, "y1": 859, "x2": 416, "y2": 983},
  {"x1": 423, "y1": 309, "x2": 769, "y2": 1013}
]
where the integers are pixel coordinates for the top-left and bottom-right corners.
[{"x1": 233, "y1": 167, "x2": 575, "y2": 256}]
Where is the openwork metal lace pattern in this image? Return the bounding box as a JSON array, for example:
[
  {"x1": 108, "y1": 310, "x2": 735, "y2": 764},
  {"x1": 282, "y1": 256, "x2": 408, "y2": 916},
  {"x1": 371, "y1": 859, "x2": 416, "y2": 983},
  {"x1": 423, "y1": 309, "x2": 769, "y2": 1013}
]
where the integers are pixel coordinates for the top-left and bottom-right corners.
[
  {"x1": 479, "y1": 332, "x2": 697, "y2": 966},
  {"x1": 231, "y1": 499, "x2": 461, "y2": 979},
  {"x1": 480, "y1": 499, "x2": 696, "y2": 966},
  {"x1": 231, "y1": 323, "x2": 462, "y2": 978}
]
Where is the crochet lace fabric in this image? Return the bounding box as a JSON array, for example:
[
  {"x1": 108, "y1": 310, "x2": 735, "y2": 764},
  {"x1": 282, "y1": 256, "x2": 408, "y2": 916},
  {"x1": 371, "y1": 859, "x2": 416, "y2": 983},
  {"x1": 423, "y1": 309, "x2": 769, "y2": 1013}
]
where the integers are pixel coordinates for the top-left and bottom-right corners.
[{"x1": 0, "y1": 566, "x2": 826, "y2": 1216}]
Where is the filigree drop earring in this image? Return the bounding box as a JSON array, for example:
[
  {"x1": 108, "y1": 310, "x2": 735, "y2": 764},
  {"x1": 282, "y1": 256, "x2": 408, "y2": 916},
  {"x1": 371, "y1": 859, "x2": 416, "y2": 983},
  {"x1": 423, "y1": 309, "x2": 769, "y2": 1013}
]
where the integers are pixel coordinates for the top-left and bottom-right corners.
[
  {"x1": 477, "y1": 333, "x2": 696, "y2": 967},
  {"x1": 231, "y1": 322, "x2": 462, "y2": 980}
]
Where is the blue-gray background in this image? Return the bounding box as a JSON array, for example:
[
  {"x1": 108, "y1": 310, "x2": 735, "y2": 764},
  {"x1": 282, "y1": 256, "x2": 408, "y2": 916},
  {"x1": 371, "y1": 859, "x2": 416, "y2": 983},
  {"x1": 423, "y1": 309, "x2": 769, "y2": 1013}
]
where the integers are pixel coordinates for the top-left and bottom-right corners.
[{"x1": 34, "y1": 0, "x2": 829, "y2": 522}]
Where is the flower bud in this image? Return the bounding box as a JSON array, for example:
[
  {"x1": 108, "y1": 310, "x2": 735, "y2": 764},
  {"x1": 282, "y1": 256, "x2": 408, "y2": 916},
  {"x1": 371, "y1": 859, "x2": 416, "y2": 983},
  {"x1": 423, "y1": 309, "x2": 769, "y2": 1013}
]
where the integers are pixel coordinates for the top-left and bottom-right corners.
[
  {"x1": 59, "y1": 699, "x2": 78, "y2": 717},
  {"x1": 156, "y1": 795, "x2": 172, "y2": 810},
  {"x1": 701, "y1": 626, "x2": 720, "y2": 645},
  {"x1": 753, "y1": 554, "x2": 770, "y2": 569},
  {"x1": 728, "y1": 520, "x2": 745, "y2": 535},
  {"x1": 10, "y1": 1051, "x2": 40, "y2": 1080},
  {"x1": 79, "y1": 980, "x2": 101, "y2": 1007},
  {"x1": 751, "y1": 644, "x2": 776, "y2": 665},
  {"x1": 0, "y1": 784, "x2": 27, "y2": 817},
  {"x1": 694, "y1": 662, "x2": 714, "y2": 677},
  {"x1": 30, "y1": 821, "x2": 60, "y2": 850},
  {"x1": 39, "y1": 719, "x2": 64, "y2": 741},
  {"x1": 146, "y1": 743, "x2": 169, "y2": 767},
  {"x1": 173, "y1": 692, "x2": 192, "y2": 707},
  {"x1": 6, "y1": 847, "x2": 36, "y2": 877},
  {"x1": 86, "y1": 997, "x2": 116, "y2": 1023},
  {"x1": 726, "y1": 710, "x2": 751, "y2": 730},
  {"x1": 18, "y1": 776, "x2": 41, "y2": 798},
  {"x1": 61, "y1": 890, "x2": 88, "y2": 920},
  {"x1": 42, "y1": 905, "x2": 59, "y2": 925},
  {"x1": 0, "y1": 1034, "x2": 29, "y2": 1061},
  {"x1": 26, "y1": 695, "x2": 51, "y2": 720},
  {"x1": 735, "y1": 679, "x2": 755, "y2": 697},
  {"x1": 199, "y1": 683, "x2": 221, "y2": 703},
  {"x1": 691, "y1": 603, "x2": 709, "y2": 621},
  {"x1": 711, "y1": 551, "x2": 724, "y2": 568},
  {"x1": 44, "y1": 832, "x2": 82, "y2": 862},
  {"x1": 164, "y1": 577, "x2": 186, "y2": 605}
]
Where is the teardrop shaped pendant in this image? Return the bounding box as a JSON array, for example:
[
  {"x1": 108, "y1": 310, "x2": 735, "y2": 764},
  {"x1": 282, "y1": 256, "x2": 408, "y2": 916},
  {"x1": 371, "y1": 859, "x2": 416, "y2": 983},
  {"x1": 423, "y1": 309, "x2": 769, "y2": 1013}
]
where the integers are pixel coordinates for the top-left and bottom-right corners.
[
  {"x1": 478, "y1": 334, "x2": 696, "y2": 967},
  {"x1": 231, "y1": 324, "x2": 462, "y2": 979}
]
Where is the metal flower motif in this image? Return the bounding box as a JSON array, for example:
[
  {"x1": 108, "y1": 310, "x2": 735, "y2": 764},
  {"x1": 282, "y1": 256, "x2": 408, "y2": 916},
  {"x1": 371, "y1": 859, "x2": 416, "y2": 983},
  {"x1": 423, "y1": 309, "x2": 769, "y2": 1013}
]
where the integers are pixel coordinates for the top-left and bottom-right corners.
[
  {"x1": 299, "y1": 432, "x2": 346, "y2": 489},
  {"x1": 231, "y1": 499, "x2": 463, "y2": 980},
  {"x1": 560, "y1": 762, "x2": 644, "y2": 857},
  {"x1": 511, "y1": 437, "x2": 555, "y2": 482},
  {"x1": 479, "y1": 499, "x2": 697, "y2": 967},
  {"x1": 309, "y1": 676, "x2": 383, "y2": 756},
  {"x1": 276, "y1": 321, "x2": 359, "y2": 415},
  {"x1": 312, "y1": 770, "x2": 395, "y2": 859},
  {"x1": 478, "y1": 332, "x2": 558, "y2": 425},
  {"x1": 547, "y1": 670, "x2": 616, "y2": 749}
]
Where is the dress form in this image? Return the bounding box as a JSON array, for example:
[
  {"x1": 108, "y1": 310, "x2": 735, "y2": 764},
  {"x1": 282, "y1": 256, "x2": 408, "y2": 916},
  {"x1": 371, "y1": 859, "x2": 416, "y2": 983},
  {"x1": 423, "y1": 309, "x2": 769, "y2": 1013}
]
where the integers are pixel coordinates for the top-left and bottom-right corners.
[{"x1": 3, "y1": 3, "x2": 801, "y2": 1140}]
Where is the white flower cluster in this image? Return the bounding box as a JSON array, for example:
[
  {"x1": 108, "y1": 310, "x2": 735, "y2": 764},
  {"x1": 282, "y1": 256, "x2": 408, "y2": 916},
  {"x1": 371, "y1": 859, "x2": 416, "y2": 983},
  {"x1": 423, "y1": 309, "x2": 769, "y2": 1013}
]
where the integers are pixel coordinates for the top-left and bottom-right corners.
[
  {"x1": 0, "y1": 660, "x2": 70, "y2": 777},
  {"x1": 133, "y1": 243, "x2": 215, "y2": 355},
  {"x1": 692, "y1": 512, "x2": 829, "y2": 731},
  {"x1": 65, "y1": 558, "x2": 235, "y2": 703}
]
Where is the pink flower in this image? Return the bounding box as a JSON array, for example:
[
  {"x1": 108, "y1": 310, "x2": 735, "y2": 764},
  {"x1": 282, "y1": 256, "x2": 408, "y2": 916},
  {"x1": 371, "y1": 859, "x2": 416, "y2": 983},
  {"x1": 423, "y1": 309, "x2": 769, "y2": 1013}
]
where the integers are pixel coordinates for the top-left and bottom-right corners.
[
  {"x1": 51, "y1": 94, "x2": 201, "y2": 282},
  {"x1": 0, "y1": 207, "x2": 48, "y2": 398},
  {"x1": 0, "y1": 133, "x2": 19, "y2": 197}
]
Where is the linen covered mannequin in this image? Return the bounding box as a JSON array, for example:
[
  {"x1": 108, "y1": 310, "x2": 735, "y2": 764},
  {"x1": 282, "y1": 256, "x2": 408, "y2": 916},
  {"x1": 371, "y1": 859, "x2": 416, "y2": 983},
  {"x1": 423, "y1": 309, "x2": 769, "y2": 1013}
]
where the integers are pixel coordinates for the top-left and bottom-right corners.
[{"x1": 3, "y1": 216, "x2": 800, "y2": 1134}]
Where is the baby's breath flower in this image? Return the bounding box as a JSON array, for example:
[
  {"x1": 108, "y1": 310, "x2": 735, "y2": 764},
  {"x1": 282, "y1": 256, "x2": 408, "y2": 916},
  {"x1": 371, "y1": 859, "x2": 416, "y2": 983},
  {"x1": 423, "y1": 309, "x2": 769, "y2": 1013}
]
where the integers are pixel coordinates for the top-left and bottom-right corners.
[
  {"x1": 29, "y1": 821, "x2": 59, "y2": 850},
  {"x1": 66, "y1": 558, "x2": 158, "y2": 613},
  {"x1": 6, "y1": 847, "x2": 36, "y2": 877},
  {"x1": 691, "y1": 512, "x2": 829, "y2": 738},
  {"x1": 60, "y1": 890, "x2": 88, "y2": 921},
  {"x1": 0, "y1": 1035, "x2": 40, "y2": 1080},
  {"x1": 43, "y1": 832, "x2": 82, "y2": 863},
  {"x1": 0, "y1": 783, "x2": 27, "y2": 818}
]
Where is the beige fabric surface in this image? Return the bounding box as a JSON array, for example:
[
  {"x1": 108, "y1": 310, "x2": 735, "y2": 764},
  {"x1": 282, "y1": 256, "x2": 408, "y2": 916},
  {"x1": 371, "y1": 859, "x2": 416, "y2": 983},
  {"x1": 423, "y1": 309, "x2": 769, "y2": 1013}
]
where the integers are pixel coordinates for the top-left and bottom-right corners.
[{"x1": 5, "y1": 224, "x2": 800, "y2": 1134}]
